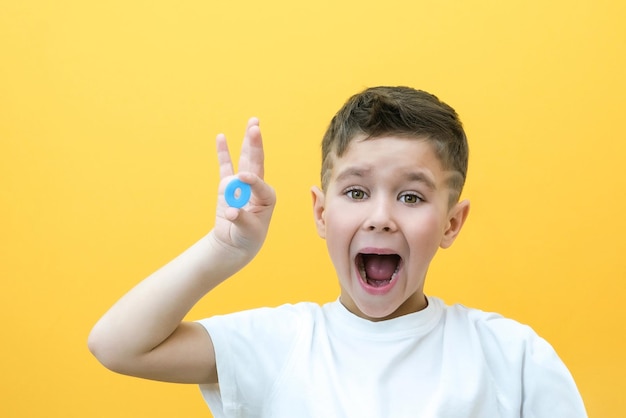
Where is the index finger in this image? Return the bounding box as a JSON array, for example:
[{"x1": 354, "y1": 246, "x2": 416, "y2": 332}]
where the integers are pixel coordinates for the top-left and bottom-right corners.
[
  {"x1": 238, "y1": 118, "x2": 265, "y2": 179},
  {"x1": 216, "y1": 133, "x2": 234, "y2": 179}
]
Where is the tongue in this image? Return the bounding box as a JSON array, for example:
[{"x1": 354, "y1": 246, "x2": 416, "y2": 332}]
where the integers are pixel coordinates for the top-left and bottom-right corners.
[{"x1": 363, "y1": 254, "x2": 398, "y2": 280}]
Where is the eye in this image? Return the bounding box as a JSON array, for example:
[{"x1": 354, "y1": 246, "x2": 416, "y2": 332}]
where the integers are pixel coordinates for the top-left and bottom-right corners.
[
  {"x1": 399, "y1": 192, "x2": 423, "y2": 204},
  {"x1": 345, "y1": 188, "x2": 368, "y2": 200}
]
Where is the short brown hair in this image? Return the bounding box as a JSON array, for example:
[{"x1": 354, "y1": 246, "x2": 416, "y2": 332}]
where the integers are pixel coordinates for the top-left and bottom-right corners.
[{"x1": 320, "y1": 86, "x2": 468, "y2": 203}]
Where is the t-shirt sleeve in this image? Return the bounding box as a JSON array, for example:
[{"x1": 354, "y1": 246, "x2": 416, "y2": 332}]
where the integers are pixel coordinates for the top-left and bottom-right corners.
[
  {"x1": 465, "y1": 307, "x2": 588, "y2": 418},
  {"x1": 520, "y1": 331, "x2": 588, "y2": 417},
  {"x1": 476, "y1": 312, "x2": 588, "y2": 418},
  {"x1": 195, "y1": 304, "x2": 308, "y2": 418}
]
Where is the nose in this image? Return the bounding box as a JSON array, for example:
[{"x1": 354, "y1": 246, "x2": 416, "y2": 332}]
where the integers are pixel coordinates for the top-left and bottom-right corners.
[{"x1": 363, "y1": 198, "x2": 397, "y2": 232}]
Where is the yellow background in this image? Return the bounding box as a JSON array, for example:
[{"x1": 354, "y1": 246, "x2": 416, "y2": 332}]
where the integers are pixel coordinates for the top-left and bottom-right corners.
[{"x1": 1, "y1": 1, "x2": 624, "y2": 416}]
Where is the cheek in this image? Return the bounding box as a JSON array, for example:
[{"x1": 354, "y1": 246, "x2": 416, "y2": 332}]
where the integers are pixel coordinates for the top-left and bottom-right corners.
[
  {"x1": 324, "y1": 219, "x2": 345, "y2": 249},
  {"x1": 407, "y1": 213, "x2": 446, "y2": 251},
  {"x1": 323, "y1": 214, "x2": 354, "y2": 266}
]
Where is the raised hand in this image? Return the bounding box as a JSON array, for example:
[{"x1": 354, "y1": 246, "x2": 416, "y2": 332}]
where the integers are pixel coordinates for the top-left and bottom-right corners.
[{"x1": 212, "y1": 118, "x2": 276, "y2": 260}]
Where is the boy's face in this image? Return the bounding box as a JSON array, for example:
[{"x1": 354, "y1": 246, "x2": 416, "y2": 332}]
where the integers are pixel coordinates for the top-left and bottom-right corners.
[{"x1": 312, "y1": 136, "x2": 469, "y2": 321}]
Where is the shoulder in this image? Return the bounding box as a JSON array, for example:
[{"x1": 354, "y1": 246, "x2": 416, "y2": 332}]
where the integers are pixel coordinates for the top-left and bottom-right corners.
[
  {"x1": 442, "y1": 300, "x2": 539, "y2": 344},
  {"x1": 197, "y1": 302, "x2": 324, "y2": 381},
  {"x1": 441, "y1": 299, "x2": 580, "y2": 386},
  {"x1": 197, "y1": 301, "x2": 324, "y2": 336},
  {"x1": 436, "y1": 298, "x2": 565, "y2": 372}
]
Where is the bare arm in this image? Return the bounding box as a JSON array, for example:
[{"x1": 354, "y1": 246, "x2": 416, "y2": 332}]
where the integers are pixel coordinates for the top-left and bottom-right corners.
[{"x1": 88, "y1": 118, "x2": 275, "y2": 384}]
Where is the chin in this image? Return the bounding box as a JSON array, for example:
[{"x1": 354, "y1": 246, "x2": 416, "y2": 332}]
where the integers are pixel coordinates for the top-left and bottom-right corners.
[{"x1": 353, "y1": 300, "x2": 403, "y2": 322}]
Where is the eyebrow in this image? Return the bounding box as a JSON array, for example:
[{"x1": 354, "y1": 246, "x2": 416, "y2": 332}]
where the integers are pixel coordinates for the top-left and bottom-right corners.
[
  {"x1": 334, "y1": 167, "x2": 372, "y2": 183},
  {"x1": 405, "y1": 171, "x2": 437, "y2": 191},
  {"x1": 334, "y1": 166, "x2": 437, "y2": 191}
]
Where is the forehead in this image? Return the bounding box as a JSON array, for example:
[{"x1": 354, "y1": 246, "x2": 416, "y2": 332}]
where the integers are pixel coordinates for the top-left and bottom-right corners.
[
  {"x1": 336, "y1": 135, "x2": 442, "y2": 168},
  {"x1": 328, "y1": 135, "x2": 449, "y2": 185}
]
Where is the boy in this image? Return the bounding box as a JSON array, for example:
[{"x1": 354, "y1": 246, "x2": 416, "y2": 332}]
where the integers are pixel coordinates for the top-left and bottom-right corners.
[{"x1": 88, "y1": 86, "x2": 587, "y2": 417}]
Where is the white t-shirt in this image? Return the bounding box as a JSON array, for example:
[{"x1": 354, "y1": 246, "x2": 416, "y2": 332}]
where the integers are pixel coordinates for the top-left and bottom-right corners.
[{"x1": 198, "y1": 297, "x2": 587, "y2": 418}]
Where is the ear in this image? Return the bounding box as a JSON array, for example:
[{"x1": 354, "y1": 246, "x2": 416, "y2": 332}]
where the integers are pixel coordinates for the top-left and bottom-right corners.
[
  {"x1": 440, "y1": 199, "x2": 470, "y2": 249},
  {"x1": 311, "y1": 186, "x2": 326, "y2": 239}
]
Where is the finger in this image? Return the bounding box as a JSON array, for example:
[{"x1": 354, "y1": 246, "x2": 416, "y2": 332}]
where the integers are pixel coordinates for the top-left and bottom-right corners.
[
  {"x1": 222, "y1": 206, "x2": 241, "y2": 222},
  {"x1": 238, "y1": 118, "x2": 265, "y2": 179},
  {"x1": 237, "y1": 172, "x2": 276, "y2": 207},
  {"x1": 216, "y1": 133, "x2": 234, "y2": 179}
]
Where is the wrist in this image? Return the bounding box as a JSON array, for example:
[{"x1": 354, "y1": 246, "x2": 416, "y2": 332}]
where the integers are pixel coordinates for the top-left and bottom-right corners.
[{"x1": 202, "y1": 231, "x2": 256, "y2": 277}]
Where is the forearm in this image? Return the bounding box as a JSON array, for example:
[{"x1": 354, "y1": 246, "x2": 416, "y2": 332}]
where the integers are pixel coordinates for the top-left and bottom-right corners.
[{"x1": 88, "y1": 232, "x2": 248, "y2": 368}]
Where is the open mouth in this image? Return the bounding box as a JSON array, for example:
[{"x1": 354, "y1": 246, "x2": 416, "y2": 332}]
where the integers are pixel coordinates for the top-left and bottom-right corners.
[{"x1": 356, "y1": 253, "x2": 401, "y2": 288}]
